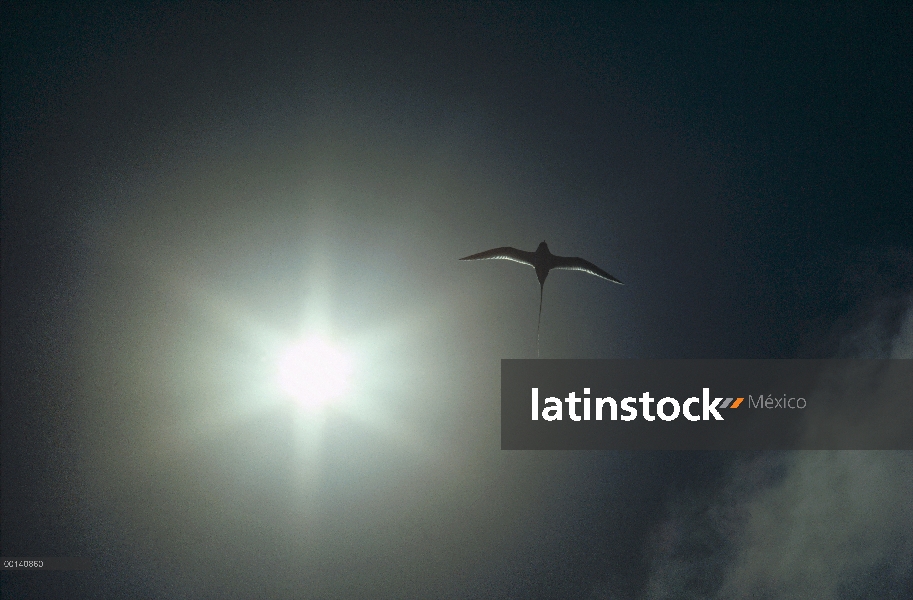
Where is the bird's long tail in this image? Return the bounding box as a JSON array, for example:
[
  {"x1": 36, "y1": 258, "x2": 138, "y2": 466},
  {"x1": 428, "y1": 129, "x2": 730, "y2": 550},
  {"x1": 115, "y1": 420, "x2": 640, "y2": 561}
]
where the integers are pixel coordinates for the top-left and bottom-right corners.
[{"x1": 537, "y1": 281, "x2": 543, "y2": 358}]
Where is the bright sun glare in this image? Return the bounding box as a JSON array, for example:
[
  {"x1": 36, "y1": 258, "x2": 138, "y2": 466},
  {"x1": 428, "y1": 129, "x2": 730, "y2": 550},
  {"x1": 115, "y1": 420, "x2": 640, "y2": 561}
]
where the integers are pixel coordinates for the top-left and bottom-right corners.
[{"x1": 277, "y1": 334, "x2": 355, "y2": 411}]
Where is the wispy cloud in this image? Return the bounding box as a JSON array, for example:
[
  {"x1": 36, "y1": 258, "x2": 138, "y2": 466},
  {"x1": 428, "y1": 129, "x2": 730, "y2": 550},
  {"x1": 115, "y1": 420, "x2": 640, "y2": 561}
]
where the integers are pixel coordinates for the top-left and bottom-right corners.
[{"x1": 632, "y1": 251, "x2": 913, "y2": 599}]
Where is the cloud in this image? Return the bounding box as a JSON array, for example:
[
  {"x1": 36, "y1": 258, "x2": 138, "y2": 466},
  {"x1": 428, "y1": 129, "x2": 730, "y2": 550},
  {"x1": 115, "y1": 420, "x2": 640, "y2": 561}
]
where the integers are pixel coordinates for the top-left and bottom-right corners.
[
  {"x1": 637, "y1": 451, "x2": 913, "y2": 600},
  {"x1": 716, "y1": 450, "x2": 912, "y2": 599},
  {"x1": 628, "y1": 250, "x2": 913, "y2": 599}
]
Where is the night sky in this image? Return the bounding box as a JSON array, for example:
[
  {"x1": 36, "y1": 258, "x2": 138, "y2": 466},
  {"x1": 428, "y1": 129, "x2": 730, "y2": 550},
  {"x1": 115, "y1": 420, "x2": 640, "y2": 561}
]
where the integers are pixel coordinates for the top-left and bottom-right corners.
[{"x1": 3, "y1": 3, "x2": 912, "y2": 599}]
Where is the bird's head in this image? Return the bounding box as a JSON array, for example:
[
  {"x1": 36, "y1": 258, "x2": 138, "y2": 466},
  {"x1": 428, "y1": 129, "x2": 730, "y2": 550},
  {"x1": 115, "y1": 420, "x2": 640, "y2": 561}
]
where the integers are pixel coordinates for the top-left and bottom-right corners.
[{"x1": 537, "y1": 241, "x2": 549, "y2": 253}]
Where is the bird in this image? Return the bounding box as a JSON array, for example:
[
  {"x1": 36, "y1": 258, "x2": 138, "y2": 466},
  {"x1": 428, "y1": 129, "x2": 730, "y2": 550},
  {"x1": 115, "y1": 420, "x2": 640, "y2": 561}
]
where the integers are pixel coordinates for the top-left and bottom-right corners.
[{"x1": 460, "y1": 241, "x2": 622, "y2": 356}]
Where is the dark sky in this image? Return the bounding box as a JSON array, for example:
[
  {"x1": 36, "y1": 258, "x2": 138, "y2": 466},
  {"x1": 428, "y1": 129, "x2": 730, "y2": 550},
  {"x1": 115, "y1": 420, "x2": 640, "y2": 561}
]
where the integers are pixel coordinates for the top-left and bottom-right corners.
[{"x1": 2, "y1": 2, "x2": 912, "y2": 599}]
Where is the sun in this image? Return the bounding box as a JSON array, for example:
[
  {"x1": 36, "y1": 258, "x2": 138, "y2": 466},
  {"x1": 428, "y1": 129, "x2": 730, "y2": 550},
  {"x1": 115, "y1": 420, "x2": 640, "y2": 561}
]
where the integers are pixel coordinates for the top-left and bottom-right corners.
[{"x1": 276, "y1": 333, "x2": 355, "y2": 411}]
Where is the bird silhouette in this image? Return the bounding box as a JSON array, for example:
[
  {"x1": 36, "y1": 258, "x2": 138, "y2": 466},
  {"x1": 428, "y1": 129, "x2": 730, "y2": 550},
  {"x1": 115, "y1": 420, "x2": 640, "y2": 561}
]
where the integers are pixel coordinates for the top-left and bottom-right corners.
[{"x1": 460, "y1": 241, "x2": 622, "y2": 356}]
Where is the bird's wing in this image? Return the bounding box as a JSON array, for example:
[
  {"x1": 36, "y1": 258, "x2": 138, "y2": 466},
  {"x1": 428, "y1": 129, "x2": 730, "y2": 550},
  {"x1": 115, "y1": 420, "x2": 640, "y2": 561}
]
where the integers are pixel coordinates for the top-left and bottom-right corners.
[
  {"x1": 551, "y1": 256, "x2": 623, "y2": 284},
  {"x1": 459, "y1": 247, "x2": 536, "y2": 268}
]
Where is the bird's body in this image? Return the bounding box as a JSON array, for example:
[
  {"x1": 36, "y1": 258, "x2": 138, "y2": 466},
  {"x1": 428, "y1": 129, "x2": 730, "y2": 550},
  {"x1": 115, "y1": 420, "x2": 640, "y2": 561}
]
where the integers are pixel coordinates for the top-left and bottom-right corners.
[{"x1": 460, "y1": 242, "x2": 622, "y2": 356}]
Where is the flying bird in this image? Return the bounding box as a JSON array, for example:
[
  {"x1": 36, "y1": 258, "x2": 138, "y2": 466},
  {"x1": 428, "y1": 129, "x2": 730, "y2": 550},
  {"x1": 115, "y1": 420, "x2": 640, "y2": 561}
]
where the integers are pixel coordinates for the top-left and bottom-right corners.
[{"x1": 460, "y1": 241, "x2": 622, "y2": 356}]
